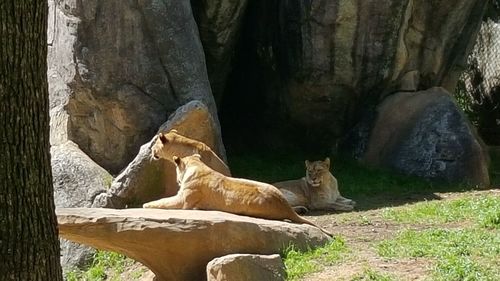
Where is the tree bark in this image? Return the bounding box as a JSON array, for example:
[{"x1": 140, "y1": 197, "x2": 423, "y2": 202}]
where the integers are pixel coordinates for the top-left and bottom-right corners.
[{"x1": 0, "y1": 1, "x2": 63, "y2": 280}]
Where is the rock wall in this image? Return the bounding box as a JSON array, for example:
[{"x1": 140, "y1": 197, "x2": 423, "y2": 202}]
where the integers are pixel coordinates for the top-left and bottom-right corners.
[
  {"x1": 48, "y1": 0, "x2": 221, "y2": 174},
  {"x1": 238, "y1": 0, "x2": 488, "y2": 141}
]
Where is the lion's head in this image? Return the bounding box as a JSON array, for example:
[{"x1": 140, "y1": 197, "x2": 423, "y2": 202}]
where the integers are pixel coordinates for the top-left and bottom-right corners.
[
  {"x1": 305, "y1": 158, "x2": 330, "y2": 187},
  {"x1": 152, "y1": 129, "x2": 199, "y2": 161}
]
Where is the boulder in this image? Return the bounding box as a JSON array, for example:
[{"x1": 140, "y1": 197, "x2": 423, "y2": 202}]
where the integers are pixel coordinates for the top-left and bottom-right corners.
[
  {"x1": 192, "y1": 0, "x2": 249, "y2": 103},
  {"x1": 57, "y1": 208, "x2": 330, "y2": 281},
  {"x1": 362, "y1": 87, "x2": 490, "y2": 186},
  {"x1": 47, "y1": 0, "x2": 221, "y2": 174},
  {"x1": 207, "y1": 254, "x2": 286, "y2": 281},
  {"x1": 51, "y1": 141, "x2": 112, "y2": 271},
  {"x1": 229, "y1": 0, "x2": 487, "y2": 144},
  {"x1": 93, "y1": 100, "x2": 226, "y2": 208}
]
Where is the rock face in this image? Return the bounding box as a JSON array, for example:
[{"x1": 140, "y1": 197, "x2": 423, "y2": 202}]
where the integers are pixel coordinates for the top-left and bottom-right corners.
[
  {"x1": 192, "y1": 0, "x2": 249, "y2": 103},
  {"x1": 362, "y1": 87, "x2": 490, "y2": 186},
  {"x1": 206, "y1": 254, "x2": 286, "y2": 281},
  {"x1": 93, "y1": 100, "x2": 226, "y2": 208},
  {"x1": 47, "y1": 0, "x2": 221, "y2": 174},
  {"x1": 57, "y1": 208, "x2": 330, "y2": 281},
  {"x1": 235, "y1": 0, "x2": 488, "y2": 142},
  {"x1": 51, "y1": 141, "x2": 112, "y2": 270}
]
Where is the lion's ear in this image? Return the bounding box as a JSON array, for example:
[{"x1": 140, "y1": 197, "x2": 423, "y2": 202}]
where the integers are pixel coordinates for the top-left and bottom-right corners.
[
  {"x1": 173, "y1": 156, "x2": 181, "y2": 166},
  {"x1": 170, "y1": 129, "x2": 178, "y2": 133},
  {"x1": 159, "y1": 133, "x2": 168, "y2": 144},
  {"x1": 324, "y1": 157, "x2": 330, "y2": 167},
  {"x1": 193, "y1": 153, "x2": 201, "y2": 159}
]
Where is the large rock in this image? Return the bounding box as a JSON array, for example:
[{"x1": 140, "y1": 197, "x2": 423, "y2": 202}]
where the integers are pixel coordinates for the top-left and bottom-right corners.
[
  {"x1": 57, "y1": 208, "x2": 330, "y2": 281},
  {"x1": 51, "y1": 141, "x2": 112, "y2": 271},
  {"x1": 93, "y1": 100, "x2": 226, "y2": 208},
  {"x1": 47, "y1": 0, "x2": 221, "y2": 173},
  {"x1": 192, "y1": 0, "x2": 249, "y2": 103},
  {"x1": 460, "y1": 18, "x2": 500, "y2": 145},
  {"x1": 362, "y1": 87, "x2": 489, "y2": 186},
  {"x1": 232, "y1": 0, "x2": 487, "y2": 143},
  {"x1": 207, "y1": 254, "x2": 286, "y2": 281}
]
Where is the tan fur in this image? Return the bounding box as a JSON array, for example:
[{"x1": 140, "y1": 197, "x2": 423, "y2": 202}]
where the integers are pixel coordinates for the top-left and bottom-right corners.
[
  {"x1": 274, "y1": 158, "x2": 355, "y2": 213},
  {"x1": 152, "y1": 130, "x2": 231, "y2": 176},
  {"x1": 143, "y1": 154, "x2": 330, "y2": 236}
]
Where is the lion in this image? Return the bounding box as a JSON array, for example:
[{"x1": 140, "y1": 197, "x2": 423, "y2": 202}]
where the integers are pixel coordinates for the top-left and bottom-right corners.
[
  {"x1": 152, "y1": 129, "x2": 231, "y2": 176},
  {"x1": 143, "y1": 154, "x2": 331, "y2": 236},
  {"x1": 273, "y1": 158, "x2": 355, "y2": 213}
]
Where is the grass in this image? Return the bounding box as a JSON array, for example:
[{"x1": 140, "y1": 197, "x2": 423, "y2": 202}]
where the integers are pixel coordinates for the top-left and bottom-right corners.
[
  {"x1": 382, "y1": 195, "x2": 500, "y2": 228},
  {"x1": 377, "y1": 193, "x2": 500, "y2": 281},
  {"x1": 282, "y1": 236, "x2": 348, "y2": 281},
  {"x1": 378, "y1": 228, "x2": 500, "y2": 280},
  {"x1": 66, "y1": 251, "x2": 137, "y2": 281},
  {"x1": 350, "y1": 268, "x2": 396, "y2": 281},
  {"x1": 227, "y1": 148, "x2": 468, "y2": 211}
]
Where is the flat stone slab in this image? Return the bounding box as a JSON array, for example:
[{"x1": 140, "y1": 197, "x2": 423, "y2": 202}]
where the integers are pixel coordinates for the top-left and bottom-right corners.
[{"x1": 57, "y1": 208, "x2": 330, "y2": 281}]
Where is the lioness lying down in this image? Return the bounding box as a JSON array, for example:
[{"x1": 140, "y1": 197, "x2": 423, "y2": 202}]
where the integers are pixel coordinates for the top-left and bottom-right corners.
[
  {"x1": 143, "y1": 154, "x2": 330, "y2": 235},
  {"x1": 152, "y1": 129, "x2": 231, "y2": 176},
  {"x1": 273, "y1": 158, "x2": 355, "y2": 213}
]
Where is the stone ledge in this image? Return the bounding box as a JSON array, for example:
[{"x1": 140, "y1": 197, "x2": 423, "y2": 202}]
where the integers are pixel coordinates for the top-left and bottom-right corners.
[{"x1": 57, "y1": 208, "x2": 330, "y2": 281}]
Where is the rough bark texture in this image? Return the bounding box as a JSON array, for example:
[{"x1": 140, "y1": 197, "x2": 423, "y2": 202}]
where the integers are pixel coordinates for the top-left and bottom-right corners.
[
  {"x1": 57, "y1": 208, "x2": 330, "y2": 281},
  {"x1": 0, "y1": 1, "x2": 63, "y2": 280}
]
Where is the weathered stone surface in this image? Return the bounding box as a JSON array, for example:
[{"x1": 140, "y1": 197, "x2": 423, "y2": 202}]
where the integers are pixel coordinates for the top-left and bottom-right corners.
[
  {"x1": 362, "y1": 87, "x2": 489, "y2": 186},
  {"x1": 57, "y1": 208, "x2": 330, "y2": 281},
  {"x1": 235, "y1": 0, "x2": 487, "y2": 143},
  {"x1": 93, "y1": 100, "x2": 226, "y2": 208},
  {"x1": 51, "y1": 141, "x2": 112, "y2": 270},
  {"x1": 460, "y1": 18, "x2": 500, "y2": 145},
  {"x1": 47, "y1": 0, "x2": 221, "y2": 174},
  {"x1": 207, "y1": 254, "x2": 286, "y2": 281},
  {"x1": 192, "y1": 0, "x2": 249, "y2": 103}
]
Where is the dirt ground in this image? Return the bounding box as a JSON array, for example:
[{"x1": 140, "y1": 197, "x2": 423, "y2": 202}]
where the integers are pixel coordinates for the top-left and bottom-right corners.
[{"x1": 301, "y1": 189, "x2": 499, "y2": 281}]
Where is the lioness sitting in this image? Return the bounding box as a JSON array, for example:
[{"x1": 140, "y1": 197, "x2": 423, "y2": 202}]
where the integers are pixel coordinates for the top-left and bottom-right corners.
[
  {"x1": 273, "y1": 158, "x2": 355, "y2": 213},
  {"x1": 143, "y1": 154, "x2": 330, "y2": 236},
  {"x1": 152, "y1": 129, "x2": 231, "y2": 176}
]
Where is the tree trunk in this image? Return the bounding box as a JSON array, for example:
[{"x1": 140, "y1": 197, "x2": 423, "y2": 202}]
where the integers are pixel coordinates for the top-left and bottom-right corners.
[{"x1": 0, "y1": 1, "x2": 63, "y2": 280}]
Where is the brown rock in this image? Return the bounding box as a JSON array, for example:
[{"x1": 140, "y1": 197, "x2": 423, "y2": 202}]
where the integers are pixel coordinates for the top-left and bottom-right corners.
[
  {"x1": 47, "y1": 0, "x2": 220, "y2": 174},
  {"x1": 57, "y1": 208, "x2": 330, "y2": 281},
  {"x1": 234, "y1": 0, "x2": 487, "y2": 144},
  {"x1": 363, "y1": 87, "x2": 489, "y2": 186},
  {"x1": 207, "y1": 254, "x2": 286, "y2": 281},
  {"x1": 93, "y1": 101, "x2": 227, "y2": 208}
]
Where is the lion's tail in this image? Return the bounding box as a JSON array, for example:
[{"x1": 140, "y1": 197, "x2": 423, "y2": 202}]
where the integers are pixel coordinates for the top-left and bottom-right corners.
[{"x1": 292, "y1": 214, "x2": 333, "y2": 237}]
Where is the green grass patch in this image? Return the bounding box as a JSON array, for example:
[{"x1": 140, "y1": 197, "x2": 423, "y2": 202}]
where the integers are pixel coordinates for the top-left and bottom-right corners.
[
  {"x1": 282, "y1": 236, "x2": 348, "y2": 280},
  {"x1": 350, "y1": 268, "x2": 395, "y2": 281},
  {"x1": 382, "y1": 195, "x2": 500, "y2": 228},
  {"x1": 227, "y1": 150, "x2": 462, "y2": 199},
  {"x1": 378, "y1": 228, "x2": 500, "y2": 281},
  {"x1": 66, "y1": 251, "x2": 136, "y2": 281}
]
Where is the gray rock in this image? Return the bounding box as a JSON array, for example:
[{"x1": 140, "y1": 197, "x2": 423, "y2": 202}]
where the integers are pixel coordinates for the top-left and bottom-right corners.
[
  {"x1": 51, "y1": 141, "x2": 112, "y2": 271},
  {"x1": 47, "y1": 0, "x2": 221, "y2": 174},
  {"x1": 207, "y1": 254, "x2": 286, "y2": 281},
  {"x1": 244, "y1": 0, "x2": 487, "y2": 144},
  {"x1": 362, "y1": 87, "x2": 489, "y2": 186},
  {"x1": 57, "y1": 208, "x2": 330, "y2": 281},
  {"x1": 192, "y1": 0, "x2": 249, "y2": 103},
  {"x1": 96, "y1": 100, "x2": 226, "y2": 208}
]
